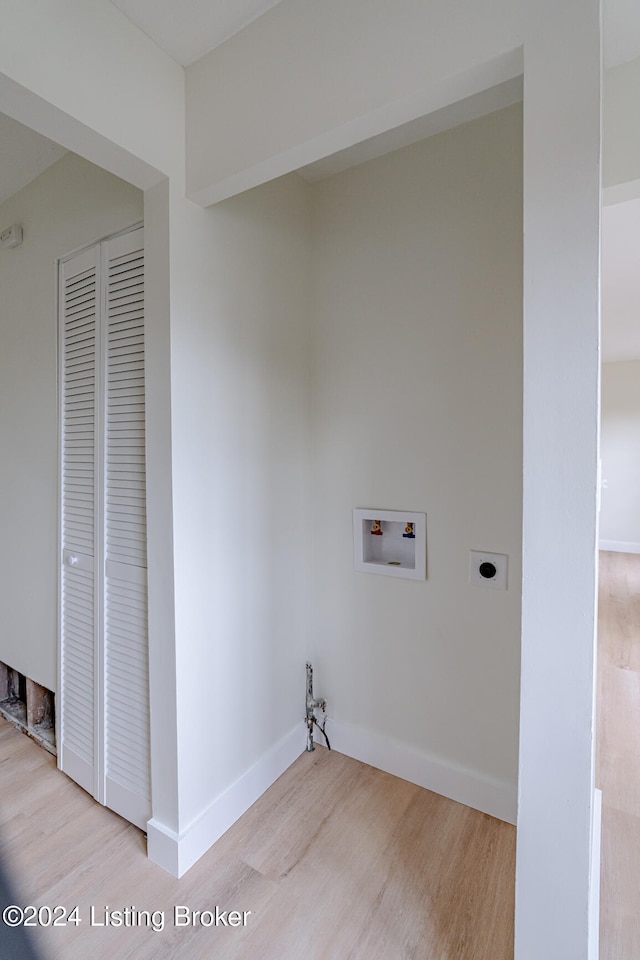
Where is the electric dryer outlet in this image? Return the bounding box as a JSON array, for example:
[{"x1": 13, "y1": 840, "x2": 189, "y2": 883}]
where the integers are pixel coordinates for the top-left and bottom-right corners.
[{"x1": 468, "y1": 550, "x2": 508, "y2": 590}]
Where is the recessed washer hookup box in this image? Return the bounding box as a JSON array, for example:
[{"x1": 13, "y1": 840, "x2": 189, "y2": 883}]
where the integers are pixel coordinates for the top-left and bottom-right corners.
[{"x1": 353, "y1": 508, "x2": 426, "y2": 580}]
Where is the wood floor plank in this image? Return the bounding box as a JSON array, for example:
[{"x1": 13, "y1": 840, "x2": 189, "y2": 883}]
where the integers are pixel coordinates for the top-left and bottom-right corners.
[
  {"x1": 0, "y1": 708, "x2": 515, "y2": 959},
  {"x1": 5, "y1": 551, "x2": 637, "y2": 958},
  {"x1": 600, "y1": 805, "x2": 640, "y2": 960},
  {"x1": 598, "y1": 550, "x2": 640, "y2": 959}
]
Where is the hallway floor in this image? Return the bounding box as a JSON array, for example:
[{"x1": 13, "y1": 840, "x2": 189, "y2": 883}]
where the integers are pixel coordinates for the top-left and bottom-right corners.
[
  {"x1": 0, "y1": 718, "x2": 515, "y2": 959},
  {"x1": 598, "y1": 550, "x2": 640, "y2": 958}
]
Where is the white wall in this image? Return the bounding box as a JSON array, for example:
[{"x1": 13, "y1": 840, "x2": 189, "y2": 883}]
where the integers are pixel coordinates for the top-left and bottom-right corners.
[
  {"x1": 600, "y1": 360, "x2": 640, "y2": 550},
  {"x1": 604, "y1": 55, "x2": 640, "y2": 201},
  {"x1": 145, "y1": 174, "x2": 313, "y2": 874},
  {"x1": 309, "y1": 105, "x2": 523, "y2": 819},
  {"x1": 0, "y1": 152, "x2": 143, "y2": 691}
]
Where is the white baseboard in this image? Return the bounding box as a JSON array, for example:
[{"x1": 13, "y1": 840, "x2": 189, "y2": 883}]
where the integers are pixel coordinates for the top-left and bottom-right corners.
[
  {"x1": 588, "y1": 788, "x2": 602, "y2": 960},
  {"x1": 324, "y1": 720, "x2": 517, "y2": 825},
  {"x1": 147, "y1": 724, "x2": 303, "y2": 877},
  {"x1": 599, "y1": 539, "x2": 640, "y2": 554},
  {"x1": 147, "y1": 718, "x2": 517, "y2": 877}
]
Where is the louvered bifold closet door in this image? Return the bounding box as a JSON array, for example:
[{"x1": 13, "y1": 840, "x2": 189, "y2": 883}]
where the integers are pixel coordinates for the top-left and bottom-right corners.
[
  {"x1": 59, "y1": 246, "x2": 100, "y2": 797},
  {"x1": 103, "y1": 228, "x2": 150, "y2": 830}
]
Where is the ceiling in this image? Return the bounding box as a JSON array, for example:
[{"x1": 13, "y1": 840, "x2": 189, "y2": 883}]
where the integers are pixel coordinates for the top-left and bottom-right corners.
[
  {"x1": 104, "y1": 0, "x2": 640, "y2": 69},
  {"x1": 109, "y1": 0, "x2": 286, "y2": 66}
]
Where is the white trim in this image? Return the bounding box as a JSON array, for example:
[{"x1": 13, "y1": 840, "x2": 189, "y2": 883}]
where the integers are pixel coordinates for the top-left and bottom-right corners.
[
  {"x1": 147, "y1": 725, "x2": 303, "y2": 878},
  {"x1": 588, "y1": 788, "x2": 602, "y2": 960},
  {"x1": 599, "y1": 540, "x2": 640, "y2": 554},
  {"x1": 325, "y1": 720, "x2": 517, "y2": 825}
]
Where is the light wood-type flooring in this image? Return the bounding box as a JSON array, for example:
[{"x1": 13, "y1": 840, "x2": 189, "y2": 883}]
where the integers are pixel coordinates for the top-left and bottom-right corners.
[
  {"x1": 0, "y1": 715, "x2": 515, "y2": 959},
  {"x1": 1, "y1": 553, "x2": 634, "y2": 959},
  {"x1": 598, "y1": 550, "x2": 640, "y2": 958}
]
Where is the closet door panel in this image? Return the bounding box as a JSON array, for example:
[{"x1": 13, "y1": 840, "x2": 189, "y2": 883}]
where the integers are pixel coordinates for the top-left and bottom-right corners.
[
  {"x1": 59, "y1": 247, "x2": 100, "y2": 797},
  {"x1": 103, "y1": 228, "x2": 150, "y2": 829}
]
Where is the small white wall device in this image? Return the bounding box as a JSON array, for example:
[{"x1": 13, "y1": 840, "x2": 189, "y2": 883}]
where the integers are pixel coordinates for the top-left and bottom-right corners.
[
  {"x1": 1, "y1": 224, "x2": 23, "y2": 249},
  {"x1": 469, "y1": 550, "x2": 508, "y2": 589}
]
